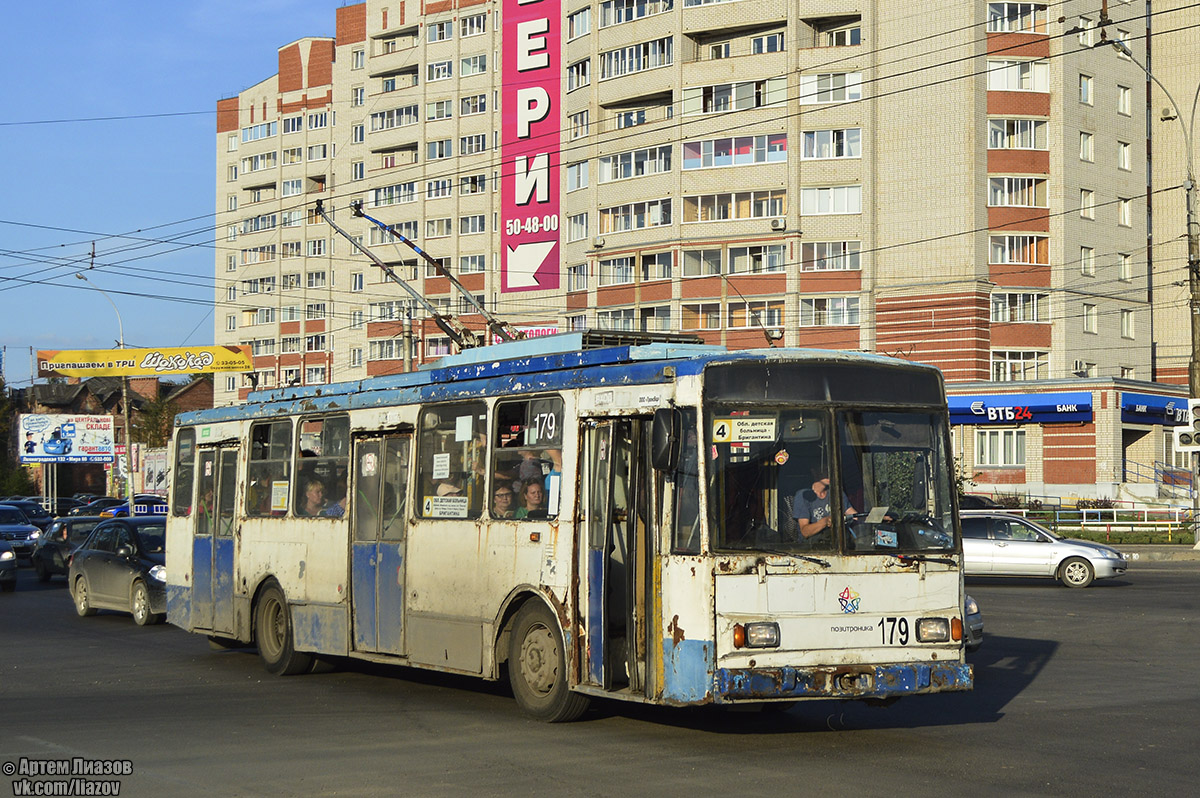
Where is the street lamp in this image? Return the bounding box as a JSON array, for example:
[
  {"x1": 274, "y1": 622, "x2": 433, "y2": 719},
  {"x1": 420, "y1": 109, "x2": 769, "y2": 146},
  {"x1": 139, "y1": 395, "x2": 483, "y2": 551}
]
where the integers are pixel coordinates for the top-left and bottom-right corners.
[
  {"x1": 76, "y1": 273, "x2": 135, "y2": 501},
  {"x1": 1091, "y1": 36, "x2": 1200, "y2": 545}
]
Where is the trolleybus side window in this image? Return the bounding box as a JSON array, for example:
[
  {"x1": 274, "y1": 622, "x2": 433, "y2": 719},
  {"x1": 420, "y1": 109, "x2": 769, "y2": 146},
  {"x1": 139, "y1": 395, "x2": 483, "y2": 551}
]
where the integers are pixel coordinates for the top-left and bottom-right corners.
[
  {"x1": 247, "y1": 420, "x2": 292, "y2": 517},
  {"x1": 172, "y1": 428, "x2": 196, "y2": 517},
  {"x1": 492, "y1": 396, "x2": 563, "y2": 520},
  {"x1": 671, "y1": 408, "x2": 700, "y2": 554},
  {"x1": 295, "y1": 415, "x2": 351, "y2": 518},
  {"x1": 417, "y1": 401, "x2": 487, "y2": 519}
]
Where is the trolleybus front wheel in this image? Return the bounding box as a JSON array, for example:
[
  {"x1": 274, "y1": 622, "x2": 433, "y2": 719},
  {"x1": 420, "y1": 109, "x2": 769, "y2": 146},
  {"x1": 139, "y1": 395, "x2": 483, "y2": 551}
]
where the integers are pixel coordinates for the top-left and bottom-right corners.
[
  {"x1": 254, "y1": 580, "x2": 314, "y2": 675},
  {"x1": 508, "y1": 601, "x2": 590, "y2": 722}
]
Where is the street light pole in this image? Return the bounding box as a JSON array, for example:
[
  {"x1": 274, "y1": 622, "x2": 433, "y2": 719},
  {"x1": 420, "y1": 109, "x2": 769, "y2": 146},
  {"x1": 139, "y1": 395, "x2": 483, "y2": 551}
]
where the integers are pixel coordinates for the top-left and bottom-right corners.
[
  {"x1": 76, "y1": 273, "x2": 135, "y2": 501},
  {"x1": 1096, "y1": 39, "x2": 1200, "y2": 546}
]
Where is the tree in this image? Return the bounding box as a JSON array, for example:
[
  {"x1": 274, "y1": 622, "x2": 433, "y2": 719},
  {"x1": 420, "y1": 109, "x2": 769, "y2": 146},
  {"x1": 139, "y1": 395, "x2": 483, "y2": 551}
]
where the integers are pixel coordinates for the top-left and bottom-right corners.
[
  {"x1": 133, "y1": 393, "x2": 179, "y2": 449},
  {"x1": 0, "y1": 377, "x2": 35, "y2": 495}
]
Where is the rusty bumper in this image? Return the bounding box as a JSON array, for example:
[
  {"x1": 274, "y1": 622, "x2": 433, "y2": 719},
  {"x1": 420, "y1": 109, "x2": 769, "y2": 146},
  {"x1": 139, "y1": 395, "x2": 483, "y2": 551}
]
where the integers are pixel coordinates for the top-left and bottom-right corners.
[{"x1": 715, "y1": 661, "x2": 973, "y2": 701}]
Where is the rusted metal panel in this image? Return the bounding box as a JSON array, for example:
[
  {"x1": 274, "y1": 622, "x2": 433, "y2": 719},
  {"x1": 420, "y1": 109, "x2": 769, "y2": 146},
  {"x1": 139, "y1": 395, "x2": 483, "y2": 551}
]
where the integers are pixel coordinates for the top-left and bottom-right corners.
[{"x1": 715, "y1": 662, "x2": 973, "y2": 701}]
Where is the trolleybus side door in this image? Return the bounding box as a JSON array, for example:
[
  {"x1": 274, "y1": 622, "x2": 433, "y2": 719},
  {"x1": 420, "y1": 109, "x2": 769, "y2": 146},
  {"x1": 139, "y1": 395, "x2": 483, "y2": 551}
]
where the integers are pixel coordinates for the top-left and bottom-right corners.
[
  {"x1": 192, "y1": 445, "x2": 237, "y2": 635},
  {"x1": 351, "y1": 434, "x2": 411, "y2": 655}
]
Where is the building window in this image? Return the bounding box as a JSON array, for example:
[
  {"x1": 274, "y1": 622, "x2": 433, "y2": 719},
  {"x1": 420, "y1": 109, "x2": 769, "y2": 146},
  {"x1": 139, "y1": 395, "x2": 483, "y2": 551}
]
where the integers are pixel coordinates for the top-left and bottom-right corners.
[
  {"x1": 1080, "y1": 189, "x2": 1095, "y2": 219},
  {"x1": 991, "y1": 292, "x2": 1048, "y2": 322},
  {"x1": 599, "y1": 146, "x2": 672, "y2": 182},
  {"x1": 352, "y1": 124, "x2": 364, "y2": 144},
  {"x1": 598, "y1": 257, "x2": 634, "y2": 286},
  {"x1": 641, "y1": 252, "x2": 672, "y2": 281},
  {"x1": 351, "y1": 86, "x2": 365, "y2": 107},
  {"x1": 990, "y1": 235, "x2": 1048, "y2": 265},
  {"x1": 683, "y1": 135, "x2": 786, "y2": 169},
  {"x1": 986, "y1": 3, "x2": 1047, "y2": 33},
  {"x1": 681, "y1": 303, "x2": 722, "y2": 330},
  {"x1": 1079, "y1": 131, "x2": 1093, "y2": 162},
  {"x1": 567, "y1": 263, "x2": 588, "y2": 292},
  {"x1": 352, "y1": 49, "x2": 365, "y2": 69},
  {"x1": 305, "y1": 367, "x2": 326, "y2": 385},
  {"x1": 988, "y1": 176, "x2": 1047, "y2": 207},
  {"x1": 225, "y1": 376, "x2": 237, "y2": 392},
  {"x1": 567, "y1": 59, "x2": 591, "y2": 92},
  {"x1": 800, "y1": 297, "x2": 860, "y2": 326},
  {"x1": 799, "y1": 73, "x2": 862, "y2": 103},
  {"x1": 1118, "y1": 197, "x2": 1132, "y2": 227},
  {"x1": 567, "y1": 213, "x2": 589, "y2": 242},
  {"x1": 569, "y1": 111, "x2": 589, "y2": 140},
  {"x1": 1122, "y1": 366, "x2": 1137, "y2": 380},
  {"x1": 684, "y1": 190, "x2": 786, "y2": 221},
  {"x1": 459, "y1": 215, "x2": 486, "y2": 235},
  {"x1": 307, "y1": 144, "x2": 327, "y2": 161},
  {"x1": 1117, "y1": 141, "x2": 1131, "y2": 171},
  {"x1": 976, "y1": 428, "x2": 1025, "y2": 466},
  {"x1": 281, "y1": 179, "x2": 302, "y2": 198},
  {"x1": 460, "y1": 94, "x2": 486, "y2": 116},
  {"x1": 986, "y1": 60, "x2": 1049, "y2": 92},
  {"x1": 371, "y1": 105, "x2": 419, "y2": 132},
  {"x1": 306, "y1": 271, "x2": 327, "y2": 289},
  {"x1": 1079, "y1": 74, "x2": 1093, "y2": 104},
  {"x1": 599, "y1": 199, "x2": 672, "y2": 233},
  {"x1": 428, "y1": 20, "x2": 452, "y2": 42},
  {"x1": 225, "y1": 315, "x2": 236, "y2": 332},
  {"x1": 308, "y1": 112, "x2": 328, "y2": 130},
  {"x1": 568, "y1": 8, "x2": 590, "y2": 40},
  {"x1": 428, "y1": 139, "x2": 452, "y2": 160},
  {"x1": 461, "y1": 54, "x2": 487, "y2": 76},
  {"x1": 802, "y1": 241, "x2": 861, "y2": 271},
  {"x1": 1081, "y1": 246, "x2": 1095, "y2": 276},
  {"x1": 602, "y1": 0, "x2": 672, "y2": 26},
  {"x1": 282, "y1": 273, "x2": 301, "y2": 291},
  {"x1": 683, "y1": 248, "x2": 722, "y2": 277},
  {"x1": 597, "y1": 308, "x2": 636, "y2": 331},
  {"x1": 600, "y1": 37, "x2": 673, "y2": 80},
  {"x1": 753, "y1": 32, "x2": 785, "y2": 53},
  {"x1": 460, "y1": 173, "x2": 486, "y2": 195},
  {"x1": 461, "y1": 13, "x2": 486, "y2": 37},
  {"x1": 1083, "y1": 303, "x2": 1097, "y2": 333},
  {"x1": 282, "y1": 115, "x2": 303, "y2": 134},
  {"x1": 991, "y1": 350, "x2": 1047, "y2": 381},
  {"x1": 729, "y1": 299, "x2": 784, "y2": 329},
  {"x1": 1118, "y1": 253, "x2": 1133, "y2": 281},
  {"x1": 428, "y1": 60, "x2": 452, "y2": 81},
  {"x1": 306, "y1": 303, "x2": 326, "y2": 320},
  {"x1": 988, "y1": 118, "x2": 1048, "y2": 149},
  {"x1": 802, "y1": 129, "x2": 860, "y2": 159},
  {"x1": 305, "y1": 335, "x2": 327, "y2": 353},
  {"x1": 1076, "y1": 17, "x2": 1094, "y2": 46},
  {"x1": 460, "y1": 134, "x2": 487, "y2": 155},
  {"x1": 427, "y1": 218, "x2": 453, "y2": 238},
  {"x1": 1120, "y1": 309, "x2": 1135, "y2": 339},
  {"x1": 351, "y1": 161, "x2": 364, "y2": 181},
  {"x1": 427, "y1": 179, "x2": 452, "y2": 199},
  {"x1": 459, "y1": 254, "x2": 486, "y2": 274},
  {"x1": 641, "y1": 306, "x2": 672, "y2": 332},
  {"x1": 350, "y1": 348, "x2": 363, "y2": 368},
  {"x1": 800, "y1": 186, "x2": 861, "y2": 215},
  {"x1": 428, "y1": 100, "x2": 452, "y2": 121},
  {"x1": 1118, "y1": 85, "x2": 1132, "y2": 116},
  {"x1": 729, "y1": 245, "x2": 785, "y2": 273},
  {"x1": 566, "y1": 161, "x2": 589, "y2": 191}
]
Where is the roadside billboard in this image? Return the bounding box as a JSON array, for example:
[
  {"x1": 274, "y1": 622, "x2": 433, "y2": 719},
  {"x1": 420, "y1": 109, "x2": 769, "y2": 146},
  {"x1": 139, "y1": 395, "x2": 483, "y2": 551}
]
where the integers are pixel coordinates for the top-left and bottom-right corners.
[
  {"x1": 19, "y1": 414, "x2": 115, "y2": 464},
  {"x1": 38, "y1": 345, "x2": 252, "y2": 378}
]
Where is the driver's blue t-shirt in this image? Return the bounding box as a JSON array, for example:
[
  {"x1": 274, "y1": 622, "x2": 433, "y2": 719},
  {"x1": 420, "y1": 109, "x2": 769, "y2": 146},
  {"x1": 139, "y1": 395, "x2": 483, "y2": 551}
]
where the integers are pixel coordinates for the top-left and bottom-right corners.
[{"x1": 792, "y1": 489, "x2": 830, "y2": 525}]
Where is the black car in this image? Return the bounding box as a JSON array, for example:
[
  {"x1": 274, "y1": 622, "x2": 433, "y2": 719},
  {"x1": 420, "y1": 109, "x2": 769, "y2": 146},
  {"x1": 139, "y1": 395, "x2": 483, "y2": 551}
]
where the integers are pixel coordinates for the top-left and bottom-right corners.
[
  {"x1": 31, "y1": 516, "x2": 106, "y2": 582},
  {"x1": 1, "y1": 500, "x2": 54, "y2": 532},
  {"x1": 69, "y1": 517, "x2": 167, "y2": 626},
  {"x1": 958, "y1": 493, "x2": 1005, "y2": 510},
  {"x1": 0, "y1": 504, "x2": 42, "y2": 559},
  {"x1": 44, "y1": 497, "x2": 85, "y2": 517},
  {"x1": 69, "y1": 497, "x2": 124, "y2": 517}
]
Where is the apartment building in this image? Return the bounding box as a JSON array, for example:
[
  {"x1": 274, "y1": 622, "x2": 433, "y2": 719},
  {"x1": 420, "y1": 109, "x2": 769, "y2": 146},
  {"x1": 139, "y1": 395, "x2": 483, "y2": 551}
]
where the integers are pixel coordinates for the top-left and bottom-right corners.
[{"x1": 214, "y1": 1, "x2": 1189, "y2": 500}]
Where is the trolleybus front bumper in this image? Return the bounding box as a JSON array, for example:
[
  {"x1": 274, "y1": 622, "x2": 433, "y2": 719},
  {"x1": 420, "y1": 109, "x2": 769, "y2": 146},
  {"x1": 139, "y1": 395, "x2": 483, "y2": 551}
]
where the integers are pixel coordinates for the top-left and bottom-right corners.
[{"x1": 716, "y1": 661, "x2": 973, "y2": 701}]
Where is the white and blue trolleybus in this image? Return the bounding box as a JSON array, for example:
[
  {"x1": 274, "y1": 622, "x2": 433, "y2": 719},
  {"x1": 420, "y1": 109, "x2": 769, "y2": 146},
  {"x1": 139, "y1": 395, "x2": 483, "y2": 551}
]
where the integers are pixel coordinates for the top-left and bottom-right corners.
[{"x1": 166, "y1": 332, "x2": 972, "y2": 720}]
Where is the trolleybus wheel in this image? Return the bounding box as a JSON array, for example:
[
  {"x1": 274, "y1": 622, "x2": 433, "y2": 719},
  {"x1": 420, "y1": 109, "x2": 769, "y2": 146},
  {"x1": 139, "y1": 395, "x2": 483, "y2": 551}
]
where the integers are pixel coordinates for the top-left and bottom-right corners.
[
  {"x1": 254, "y1": 581, "x2": 313, "y2": 675},
  {"x1": 508, "y1": 601, "x2": 590, "y2": 722},
  {"x1": 1059, "y1": 557, "x2": 1094, "y2": 589}
]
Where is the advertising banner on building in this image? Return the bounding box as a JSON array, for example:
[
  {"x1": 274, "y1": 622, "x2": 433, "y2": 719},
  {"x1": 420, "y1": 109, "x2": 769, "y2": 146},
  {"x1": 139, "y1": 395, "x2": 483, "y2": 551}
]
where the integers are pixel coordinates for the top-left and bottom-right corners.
[
  {"x1": 1120, "y1": 392, "x2": 1189, "y2": 426},
  {"x1": 38, "y1": 345, "x2": 253, "y2": 378},
  {"x1": 948, "y1": 392, "x2": 1093, "y2": 425},
  {"x1": 500, "y1": 0, "x2": 561, "y2": 293},
  {"x1": 19, "y1": 414, "x2": 115, "y2": 464},
  {"x1": 141, "y1": 446, "x2": 169, "y2": 496}
]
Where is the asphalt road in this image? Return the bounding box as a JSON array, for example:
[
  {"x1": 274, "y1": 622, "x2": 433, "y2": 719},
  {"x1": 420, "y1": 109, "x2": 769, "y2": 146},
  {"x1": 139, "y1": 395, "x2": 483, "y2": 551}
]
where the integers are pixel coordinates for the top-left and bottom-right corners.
[{"x1": 2, "y1": 562, "x2": 1198, "y2": 797}]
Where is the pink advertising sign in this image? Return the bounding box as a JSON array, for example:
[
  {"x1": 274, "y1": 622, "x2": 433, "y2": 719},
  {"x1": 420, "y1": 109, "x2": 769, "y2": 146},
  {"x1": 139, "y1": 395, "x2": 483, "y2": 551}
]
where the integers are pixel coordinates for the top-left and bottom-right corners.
[{"x1": 500, "y1": 0, "x2": 561, "y2": 292}]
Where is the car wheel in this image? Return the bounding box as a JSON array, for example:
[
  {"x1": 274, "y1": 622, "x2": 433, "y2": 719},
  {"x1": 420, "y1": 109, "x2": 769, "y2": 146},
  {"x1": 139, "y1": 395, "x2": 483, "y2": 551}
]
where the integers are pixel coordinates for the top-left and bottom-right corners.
[
  {"x1": 254, "y1": 580, "x2": 313, "y2": 675},
  {"x1": 507, "y1": 601, "x2": 590, "y2": 722},
  {"x1": 1060, "y1": 557, "x2": 1095, "y2": 588},
  {"x1": 73, "y1": 576, "x2": 97, "y2": 616},
  {"x1": 34, "y1": 559, "x2": 50, "y2": 583},
  {"x1": 131, "y1": 581, "x2": 162, "y2": 626}
]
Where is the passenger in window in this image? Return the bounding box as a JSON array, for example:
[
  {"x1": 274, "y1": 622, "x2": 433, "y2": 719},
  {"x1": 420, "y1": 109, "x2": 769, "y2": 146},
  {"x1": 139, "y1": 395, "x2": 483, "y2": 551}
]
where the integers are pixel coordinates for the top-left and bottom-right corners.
[
  {"x1": 299, "y1": 477, "x2": 327, "y2": 517},
  {"x1": 323, "y1": 477, "x2": 348, "y2": 518},
  {"x1": 197, "y1": 488, "x2": 215, "y2": 535},
  {"x1": 542, "y1": 449, "x2": 562, "y2": 490},
  {"x1": 517, "y1": 450, "x2": 544, "y2": 484},
  {"x1": 514, "y1": 479, "x2": 547, "y2": 520},
  {"x1": 491, "y1": 485, "x2": 515, "y2": 518}
]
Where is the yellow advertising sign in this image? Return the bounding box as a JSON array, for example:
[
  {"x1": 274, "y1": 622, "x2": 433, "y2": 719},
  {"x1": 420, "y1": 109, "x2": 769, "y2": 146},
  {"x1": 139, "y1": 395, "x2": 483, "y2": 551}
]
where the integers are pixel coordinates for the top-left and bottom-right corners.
[{"x1": 38, "y1": 346, "x2": 254, "y2": 378}]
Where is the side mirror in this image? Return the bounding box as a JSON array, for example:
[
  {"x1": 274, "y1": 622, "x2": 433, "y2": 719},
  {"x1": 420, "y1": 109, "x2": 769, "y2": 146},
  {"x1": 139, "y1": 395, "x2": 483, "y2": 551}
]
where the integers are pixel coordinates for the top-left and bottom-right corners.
[
  {"x1": 116, "y1": 544, "x2": 134, "y2": 559},
  {"x1": 651, "y1": 408, "x2": 681, "y2": 472}
]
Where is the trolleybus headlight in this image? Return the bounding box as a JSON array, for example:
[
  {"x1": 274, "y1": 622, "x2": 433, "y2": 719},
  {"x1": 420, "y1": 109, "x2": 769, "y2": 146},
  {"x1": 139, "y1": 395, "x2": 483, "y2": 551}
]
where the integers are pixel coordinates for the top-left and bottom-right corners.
[
  {"x1": 734, "y1": 622, "x2": 780, "y2": 649},
  {"x1": 149, "y1": 565, "x2": 166, "y2": 583},
  {"x1": 916, "y1": 617, "x2": 950, "y2": 643}
]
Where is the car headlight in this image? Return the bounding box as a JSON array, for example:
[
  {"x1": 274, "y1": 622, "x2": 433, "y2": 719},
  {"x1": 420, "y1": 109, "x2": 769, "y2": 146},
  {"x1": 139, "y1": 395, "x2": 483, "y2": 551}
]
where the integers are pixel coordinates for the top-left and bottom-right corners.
[
  {"x1": 29, "y1": 530, "x2": 40, "y2": 540},
  {"x1": 0, "y1": 550, "x2": 14, "y2": 562},
  {"x1": 916, "y1": 617, "x2": 951, "y2": 642},
  {"x1": 148, "y1": 565, "x2": 166, "y2": 582},
  {"x1": 965, "y1": 596, "x2": 979, "y2": 616},
  {"x1": 733, "y1": 621, "x2": 781, "y2": 648}
]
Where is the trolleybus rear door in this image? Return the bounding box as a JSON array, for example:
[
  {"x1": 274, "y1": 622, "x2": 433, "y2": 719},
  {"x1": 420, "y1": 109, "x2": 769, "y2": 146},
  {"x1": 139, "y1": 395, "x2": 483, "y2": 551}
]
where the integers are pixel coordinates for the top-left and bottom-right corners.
[
  {"x1": 351, "y1": 434, "x2": 410, "y2": 654},
  {"x1": 192, "y1": 446, "x2": 237, "y2": 634}
]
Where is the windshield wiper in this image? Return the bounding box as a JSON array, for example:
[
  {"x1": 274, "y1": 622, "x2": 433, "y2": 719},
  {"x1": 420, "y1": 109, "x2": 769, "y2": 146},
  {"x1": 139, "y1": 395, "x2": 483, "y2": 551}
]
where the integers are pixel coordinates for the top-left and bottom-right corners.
[
  {"x1": 895, "y1": 553, "x2": 958, "y2": 567},
  {"x1": 758, "y1": 548, "x2": 831, "y2": 568}
]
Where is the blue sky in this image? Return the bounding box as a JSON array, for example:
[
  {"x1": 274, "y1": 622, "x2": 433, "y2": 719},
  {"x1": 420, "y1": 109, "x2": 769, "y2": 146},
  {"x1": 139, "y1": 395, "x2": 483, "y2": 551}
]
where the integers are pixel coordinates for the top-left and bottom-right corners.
[{"x1": 0, "y1": 1, "x2": 338, "y2": 389}]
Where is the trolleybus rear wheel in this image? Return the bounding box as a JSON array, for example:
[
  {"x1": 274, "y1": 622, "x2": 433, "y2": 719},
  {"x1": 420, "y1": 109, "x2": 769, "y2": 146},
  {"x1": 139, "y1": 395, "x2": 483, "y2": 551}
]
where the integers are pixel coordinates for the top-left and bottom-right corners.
[
  {"x1": 508, "y1": 601, "x2": 589, "y2": 722},
  {"x1": 254, "y1": 580, "x2": 314, "y2": 675}
]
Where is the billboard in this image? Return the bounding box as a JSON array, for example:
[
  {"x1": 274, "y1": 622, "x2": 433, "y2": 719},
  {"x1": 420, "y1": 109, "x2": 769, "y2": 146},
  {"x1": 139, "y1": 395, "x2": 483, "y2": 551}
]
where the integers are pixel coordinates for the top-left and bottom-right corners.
[
  {"x1": 38, "y1": 345, "x2": 253, "y2": 378},
  {"x1": 19, "y1": 414, "x2": 115, "y2": 464},
  {"x1": 500, "y1": 0, "x2": 561, "y2": 293}
]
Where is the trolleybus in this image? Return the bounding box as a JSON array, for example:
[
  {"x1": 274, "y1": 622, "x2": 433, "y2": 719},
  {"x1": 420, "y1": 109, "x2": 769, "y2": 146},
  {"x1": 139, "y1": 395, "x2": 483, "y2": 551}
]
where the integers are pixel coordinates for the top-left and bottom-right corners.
[{"x1": 165, "y1": 332, "x2": 972, "y2": 721}]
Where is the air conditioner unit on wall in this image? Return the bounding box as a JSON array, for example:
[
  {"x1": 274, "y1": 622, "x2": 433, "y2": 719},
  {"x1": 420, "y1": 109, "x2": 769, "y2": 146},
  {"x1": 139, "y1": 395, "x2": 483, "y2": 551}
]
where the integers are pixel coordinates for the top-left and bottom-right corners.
[
  {"x1": 770, "y1": 218, "x2": 786, "y2": 231},
  {"x1": 1073, "y1": 359, "x2": 1085, "y2": 372},
  {"x1": 592, "y1": 237, "x2": 605, "y2": 248}
]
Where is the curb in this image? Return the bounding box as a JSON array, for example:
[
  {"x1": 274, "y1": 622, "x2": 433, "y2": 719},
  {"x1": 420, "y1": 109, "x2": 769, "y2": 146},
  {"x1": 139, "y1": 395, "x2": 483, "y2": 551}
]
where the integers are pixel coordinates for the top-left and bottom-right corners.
[{"x1": 1118, "y1": 545, "x2": 1200, "y2": 562}]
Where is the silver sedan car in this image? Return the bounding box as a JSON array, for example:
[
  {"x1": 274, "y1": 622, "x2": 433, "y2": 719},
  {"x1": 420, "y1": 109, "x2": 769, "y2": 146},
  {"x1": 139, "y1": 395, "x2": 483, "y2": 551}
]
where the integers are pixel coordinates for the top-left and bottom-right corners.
[{"x1": 960, "y1": 511, "x2": 1128, "y2": 588}]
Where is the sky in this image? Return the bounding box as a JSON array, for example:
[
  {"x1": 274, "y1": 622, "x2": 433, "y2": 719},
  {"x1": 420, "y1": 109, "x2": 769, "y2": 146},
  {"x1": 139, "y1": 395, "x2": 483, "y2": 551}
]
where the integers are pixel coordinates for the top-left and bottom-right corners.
[{"x1": 0, "y1": 1, "x2": 339, "y2": 390}]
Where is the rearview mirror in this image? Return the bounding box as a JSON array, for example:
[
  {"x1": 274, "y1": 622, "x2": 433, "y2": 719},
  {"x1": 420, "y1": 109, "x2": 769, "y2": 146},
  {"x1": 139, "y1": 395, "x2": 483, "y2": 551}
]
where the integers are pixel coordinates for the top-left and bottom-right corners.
[{"x1": 651, "y1": 408, "x2": 681, "y2": 472}]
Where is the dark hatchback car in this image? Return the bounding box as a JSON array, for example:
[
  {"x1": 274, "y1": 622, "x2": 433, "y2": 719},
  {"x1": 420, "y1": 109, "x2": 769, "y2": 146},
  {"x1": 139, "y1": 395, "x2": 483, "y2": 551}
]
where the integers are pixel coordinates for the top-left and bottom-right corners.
[
  {"x1": 69, "y1": 517, "x2": 167, "y2": 626},
  {"x1": 31, "y1": 516, "x2": 106, "y2": 582},
  {"x1": 69, "y1": 497, "x2": 124, "y2": 517},
  {"x1": 1, "y1": 500, "x2": 54, "y2": 532},
  {"x1": 0, "y1": 505, "x2": 42, "y2": 559}
]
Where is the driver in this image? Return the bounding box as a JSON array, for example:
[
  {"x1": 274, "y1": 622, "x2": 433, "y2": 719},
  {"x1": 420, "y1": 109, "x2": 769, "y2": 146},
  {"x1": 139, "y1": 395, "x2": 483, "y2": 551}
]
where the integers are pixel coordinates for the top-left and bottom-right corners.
[{"x1": 793, "y1": 469, "x2": 856, "y2": 542}]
